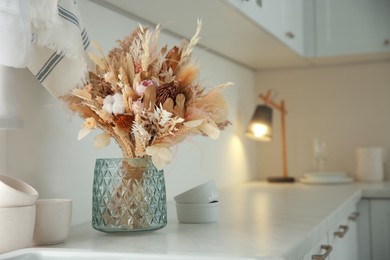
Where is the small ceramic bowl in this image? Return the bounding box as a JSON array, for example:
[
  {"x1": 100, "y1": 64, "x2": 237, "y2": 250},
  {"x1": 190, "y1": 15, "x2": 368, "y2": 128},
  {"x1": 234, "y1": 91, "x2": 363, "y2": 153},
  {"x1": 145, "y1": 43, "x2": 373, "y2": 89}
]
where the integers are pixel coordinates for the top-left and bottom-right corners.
[
  {"x1": 176, "y1": 201, "x2": 219, "y2": 223},
  {"x1": 174, "y1": 180, "x2": 219, "y2": 204},
  {"x1": 32, "y1": 199, "x2": 72, "y2": 246},
  {"x1": 0, "y1": 175, "x2": 39, "y2": 207},
  {"x1": 0, "y1": 205, "x2": 36, "y2": 253}
]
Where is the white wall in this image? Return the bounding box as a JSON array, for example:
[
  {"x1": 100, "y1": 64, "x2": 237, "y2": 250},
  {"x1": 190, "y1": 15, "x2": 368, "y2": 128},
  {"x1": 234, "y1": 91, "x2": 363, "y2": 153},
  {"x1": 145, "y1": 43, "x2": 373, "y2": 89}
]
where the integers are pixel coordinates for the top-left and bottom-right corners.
[
  {"x1": 5, "y1": 1, "x2": 256, "y2": 224},
  {"x1": 255, "y1": 62, "x2": 390, "y2": 180}
]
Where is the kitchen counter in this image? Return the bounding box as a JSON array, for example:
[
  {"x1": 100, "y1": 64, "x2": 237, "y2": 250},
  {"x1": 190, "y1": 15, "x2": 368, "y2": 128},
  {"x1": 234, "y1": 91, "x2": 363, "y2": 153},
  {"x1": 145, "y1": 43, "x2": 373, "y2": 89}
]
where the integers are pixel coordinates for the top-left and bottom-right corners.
[{"x1": 44, "y1": 182, "x2": 390, "y2": 259}]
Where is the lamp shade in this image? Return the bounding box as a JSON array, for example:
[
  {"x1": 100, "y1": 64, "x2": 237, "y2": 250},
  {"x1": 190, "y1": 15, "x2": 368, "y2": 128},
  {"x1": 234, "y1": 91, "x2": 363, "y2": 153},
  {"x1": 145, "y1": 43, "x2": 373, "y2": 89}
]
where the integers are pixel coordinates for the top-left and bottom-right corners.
[{"x1": 246, "y1": 105, "x2": 272, "y2": 141}]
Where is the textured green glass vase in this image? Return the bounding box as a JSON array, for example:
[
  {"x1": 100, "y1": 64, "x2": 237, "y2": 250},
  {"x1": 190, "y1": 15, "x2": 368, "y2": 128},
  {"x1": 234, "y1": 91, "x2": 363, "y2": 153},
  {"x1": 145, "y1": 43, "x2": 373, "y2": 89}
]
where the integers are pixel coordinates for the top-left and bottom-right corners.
[{"x1": 92, "y1": 157, "x2": 167, "y2": 232}]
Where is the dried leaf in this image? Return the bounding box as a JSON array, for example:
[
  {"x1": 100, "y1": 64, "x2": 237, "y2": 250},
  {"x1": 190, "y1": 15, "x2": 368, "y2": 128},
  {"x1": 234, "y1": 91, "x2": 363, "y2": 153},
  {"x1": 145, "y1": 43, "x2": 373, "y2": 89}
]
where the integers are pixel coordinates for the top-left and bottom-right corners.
[
  {"x1": 94, "y1": 133, "x2": 111, "y2": 150},
  {"x1": 72, "y1": 88, "x2": 92, "y2": 101},
  {"x1": 78, "y1": 127, "x2": 92, "y2": 140},
  {"x1": 145, "y1": 145, "x2": 172, "y2": 170},
  {"x1": 91, "y1": 40, "x2": 109, "y2": 65},
  {"x1": 143, "y1": 85, "x2": 156, "y2": 111},
  {"x1": 88, "y1": 52, "x2": 106, "y2": 70},
  {"x1": 174, "y1": 94, "x2": 186, "y2": 118},
  {"x1": 183, "y1": 119, "x2": 203, "y2": 128},
  {"x1": 199, "y1": 121, "x2": 220, "y2": 139},
  {"x1": 126, "y1": 53, "x2": 135, "y2": 86},
  {"x1": 162, "y1": 98, "x2": 174, "y2": 113}
]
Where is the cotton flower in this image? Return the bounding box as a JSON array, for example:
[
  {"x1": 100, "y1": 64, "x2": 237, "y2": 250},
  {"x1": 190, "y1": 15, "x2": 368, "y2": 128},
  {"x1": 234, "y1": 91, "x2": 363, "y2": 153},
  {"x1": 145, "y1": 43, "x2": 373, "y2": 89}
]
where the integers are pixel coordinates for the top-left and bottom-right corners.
[
  {"x1": 102, "y1": 93, "x2": 125, "y2": 115},
  {"x1": 112, "y1": 93, "x2": 125, "y2": 115}
]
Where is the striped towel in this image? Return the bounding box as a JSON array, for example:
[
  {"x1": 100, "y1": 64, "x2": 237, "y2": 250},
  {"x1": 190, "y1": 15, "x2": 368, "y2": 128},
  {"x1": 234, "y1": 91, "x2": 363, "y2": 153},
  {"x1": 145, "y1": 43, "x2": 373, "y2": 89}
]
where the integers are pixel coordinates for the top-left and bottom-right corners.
[{"x1": 27, "y1": 0, "x2": 90, "y2": 98}]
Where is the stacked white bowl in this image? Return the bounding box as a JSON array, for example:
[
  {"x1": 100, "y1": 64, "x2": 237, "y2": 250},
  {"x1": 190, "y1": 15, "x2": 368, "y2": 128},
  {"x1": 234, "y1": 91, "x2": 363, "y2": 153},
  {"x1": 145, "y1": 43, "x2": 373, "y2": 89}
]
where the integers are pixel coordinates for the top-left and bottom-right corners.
[
  {"x1": 174, "y1": 180, "x2": 219, "y2": 223},
  {"x1": 0, "y1": 175, "x2": 73, "y2": 253},
  {"x1": 0, "y1": 175, "x2": 38, "y2": 253}
]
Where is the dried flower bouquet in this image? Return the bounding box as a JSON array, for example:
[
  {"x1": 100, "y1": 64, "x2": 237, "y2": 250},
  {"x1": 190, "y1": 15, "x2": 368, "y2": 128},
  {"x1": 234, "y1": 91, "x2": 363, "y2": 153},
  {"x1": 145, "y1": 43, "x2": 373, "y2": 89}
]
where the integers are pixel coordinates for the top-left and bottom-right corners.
[{"x1": 61, "y1": 20, "x2": 230, "y2": 170}]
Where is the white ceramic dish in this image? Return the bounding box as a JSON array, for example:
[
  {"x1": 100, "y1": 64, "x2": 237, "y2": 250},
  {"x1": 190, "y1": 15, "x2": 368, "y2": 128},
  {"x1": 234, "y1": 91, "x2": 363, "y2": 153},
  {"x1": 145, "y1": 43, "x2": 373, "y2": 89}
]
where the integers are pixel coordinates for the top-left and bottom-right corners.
[
  {"x1": 303, "y1": 171, "x2": 347, "y2": 179},
  {"x1": 0, "y1": 205, "x2": 36, "y2": 253},
  {"x1": 299, "y1": 176, "x2": 354, "y2": 184},
  {"x1": 32, "y1": 199, "x2": 72, "y2": 246},
  {"x1": 0, "y1": 175, "x2": 39, "y2": 207},
  {"x1": 175, "y1": 201, "x2": 219, "y2": 223},
  {"x1": 174, "y1": 180, "x2": 219, "y2": 204}
]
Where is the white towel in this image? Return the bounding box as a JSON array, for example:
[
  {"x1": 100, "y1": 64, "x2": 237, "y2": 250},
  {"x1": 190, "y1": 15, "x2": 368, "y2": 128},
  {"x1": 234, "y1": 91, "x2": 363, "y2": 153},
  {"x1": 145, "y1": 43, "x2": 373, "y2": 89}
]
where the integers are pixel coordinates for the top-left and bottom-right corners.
[
  {"x1": 0, "y1": 0, "x2": 89, "y2": 97},
  {"x1": 27, "y1": 0, "x2": 90, "y2": 98},
  {"x1": 0, "y1": 0, "x2": 31, "y2": 68}
]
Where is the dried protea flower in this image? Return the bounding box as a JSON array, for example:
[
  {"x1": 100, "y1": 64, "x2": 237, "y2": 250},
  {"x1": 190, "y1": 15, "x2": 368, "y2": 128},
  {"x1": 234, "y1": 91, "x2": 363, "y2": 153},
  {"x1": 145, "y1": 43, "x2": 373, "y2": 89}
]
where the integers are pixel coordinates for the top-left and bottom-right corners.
[{"x1": 156, "y1": 83, "x2": 180, "y2": 106}]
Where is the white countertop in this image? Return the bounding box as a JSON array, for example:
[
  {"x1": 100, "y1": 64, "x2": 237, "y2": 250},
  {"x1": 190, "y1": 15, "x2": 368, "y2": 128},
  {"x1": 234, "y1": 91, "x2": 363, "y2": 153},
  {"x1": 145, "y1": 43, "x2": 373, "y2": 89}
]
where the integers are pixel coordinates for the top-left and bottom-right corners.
[{"x1": 42, "y1": 182, "x2": 390, "y2": 260}]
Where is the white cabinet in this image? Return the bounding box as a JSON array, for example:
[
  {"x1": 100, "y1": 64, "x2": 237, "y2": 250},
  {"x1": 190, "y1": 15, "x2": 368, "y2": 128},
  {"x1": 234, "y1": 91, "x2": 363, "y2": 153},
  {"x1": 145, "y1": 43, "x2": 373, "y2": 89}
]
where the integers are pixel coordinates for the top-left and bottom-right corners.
[
  {"x1": 302, "y1": 235, "x2": 330, "y2": 260},
  {"x1": 357, "y1": 200, "x2": 371, "y2": 260},
  {"x1": 356, "y1": 199, "x2": 390, "y2": 260},
  {"x1": 225, "y1": 0, "x2": 390, "y2": 58},
  {"x1": 315, "y1": 0, "x2": 390, "y2": 56},
  {"x1": 328, "y1": 211, "x2": 359, "y2": 260},
  {"x1": 302, "y1": 207, "x2": 359, "y2": 260},
  {"x1": 371, "y1": 200, "x2": 390, "y2": 260},
  {"x1": 224, "y1": 0, "x2": 307, "y2": 55}
]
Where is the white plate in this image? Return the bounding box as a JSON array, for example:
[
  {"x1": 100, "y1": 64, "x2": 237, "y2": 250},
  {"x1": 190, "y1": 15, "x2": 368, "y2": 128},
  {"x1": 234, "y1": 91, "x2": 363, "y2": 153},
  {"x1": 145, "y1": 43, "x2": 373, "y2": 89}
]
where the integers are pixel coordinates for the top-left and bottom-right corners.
[
  {"x1": 303, "y1": 171, "x2": 347, "y2": 179},
  {"x1": 303, "y1": 175, "x2": 348, "y2": 182},
  {"x1": 299, "y1": 177, "x2": 354, "y2": 184}
]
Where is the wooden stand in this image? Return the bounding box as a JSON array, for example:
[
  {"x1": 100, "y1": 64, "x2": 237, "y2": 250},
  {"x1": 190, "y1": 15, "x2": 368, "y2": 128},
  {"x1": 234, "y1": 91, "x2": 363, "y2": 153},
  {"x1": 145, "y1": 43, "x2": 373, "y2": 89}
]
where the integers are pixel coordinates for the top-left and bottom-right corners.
[{"x1": 260, "y1": 90, "x2": 295, "y2": 183}]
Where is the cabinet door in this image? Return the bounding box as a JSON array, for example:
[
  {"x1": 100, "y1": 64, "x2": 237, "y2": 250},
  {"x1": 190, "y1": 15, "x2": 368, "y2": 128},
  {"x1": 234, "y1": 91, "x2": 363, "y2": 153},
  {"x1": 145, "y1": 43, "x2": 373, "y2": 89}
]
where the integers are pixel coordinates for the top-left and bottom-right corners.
[
  {"x1": 328, "y1": 210, "x2": 358, "y2": 260},
  {"x1": 315, "y1": 0, "x2": 390, "y2": 56},
  {"x1": 371, "y1": 200, "x2": 390, "y2": 260},
  {"x1": 357, "y1": 200, "x2": 371, "y2": 260},
  {"x1": 224, "y1": 0, "x2": 306, "y2": 55},
  {"x1": 279, "y1": 0, "x2": 305, "y2": 55}
]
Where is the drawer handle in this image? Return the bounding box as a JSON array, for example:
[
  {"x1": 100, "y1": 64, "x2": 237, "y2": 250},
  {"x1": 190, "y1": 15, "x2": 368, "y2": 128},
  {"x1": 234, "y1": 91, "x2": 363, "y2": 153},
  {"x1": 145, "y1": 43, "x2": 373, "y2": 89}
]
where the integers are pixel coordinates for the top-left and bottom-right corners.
[
  {"x1": 334, "y1": 225, "x2": 349, "y2": 238},
  {"x1": 348, "y1": 212, "x2": 360, "y2": 222},
  {"x1": 312, "y1": 245, "x2": 333, "y2": 260}
]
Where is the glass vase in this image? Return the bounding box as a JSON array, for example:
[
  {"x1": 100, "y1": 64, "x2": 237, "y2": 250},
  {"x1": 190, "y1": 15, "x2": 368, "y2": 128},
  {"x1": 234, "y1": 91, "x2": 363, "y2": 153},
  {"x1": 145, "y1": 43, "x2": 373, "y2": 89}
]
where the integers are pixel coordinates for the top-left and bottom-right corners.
[{"x1": 92, "y1": 157, "x2": 167, "y2": 232}]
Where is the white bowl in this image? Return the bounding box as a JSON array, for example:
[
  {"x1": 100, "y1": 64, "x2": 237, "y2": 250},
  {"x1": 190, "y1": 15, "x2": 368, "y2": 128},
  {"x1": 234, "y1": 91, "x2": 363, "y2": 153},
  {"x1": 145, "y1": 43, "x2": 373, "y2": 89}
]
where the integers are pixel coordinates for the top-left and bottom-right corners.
[
  {"x1": 176, "y1": 202, "x2": 219, "y2": 223},
  {"x1": 0, "y1": 175, "x2": 39, "y2": 207},
  {"x1": 32, "y1": 199, "x2": 72, "y2": 246},
  {"x1": 174, "y1": 180, "x2": 219, "y2": 204},
  {"x1": 0, "y1": 205, "x2": 36, "y2": 253}
]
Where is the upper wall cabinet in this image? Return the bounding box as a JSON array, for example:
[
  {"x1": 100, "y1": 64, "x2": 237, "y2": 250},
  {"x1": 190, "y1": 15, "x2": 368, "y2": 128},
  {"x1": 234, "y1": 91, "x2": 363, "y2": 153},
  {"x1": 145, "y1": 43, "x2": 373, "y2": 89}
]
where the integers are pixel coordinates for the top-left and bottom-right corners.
[
  {"x1": 225, "y1": 0, "x2": 309, "y2": 56},
  {"x1": 226, "y1": 0, "x2": 390, "y2": 58},
  {"x1": 100, "y1": 0, "x2": 311, "y2": 70},
  {"x1": 315, "y1": 0, "x2": 390, "y2": 57},
  {"x1": 97, "y1": 0, "x2": 390, "y2": 70}
]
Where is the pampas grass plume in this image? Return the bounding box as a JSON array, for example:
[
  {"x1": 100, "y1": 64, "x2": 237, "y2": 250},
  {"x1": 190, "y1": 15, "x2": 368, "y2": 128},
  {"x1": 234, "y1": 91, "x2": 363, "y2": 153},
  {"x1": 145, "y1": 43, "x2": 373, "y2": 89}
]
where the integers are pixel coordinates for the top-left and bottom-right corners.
[{"x1": 176, "y1": 63, "x2": 199, "y2": 87}]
